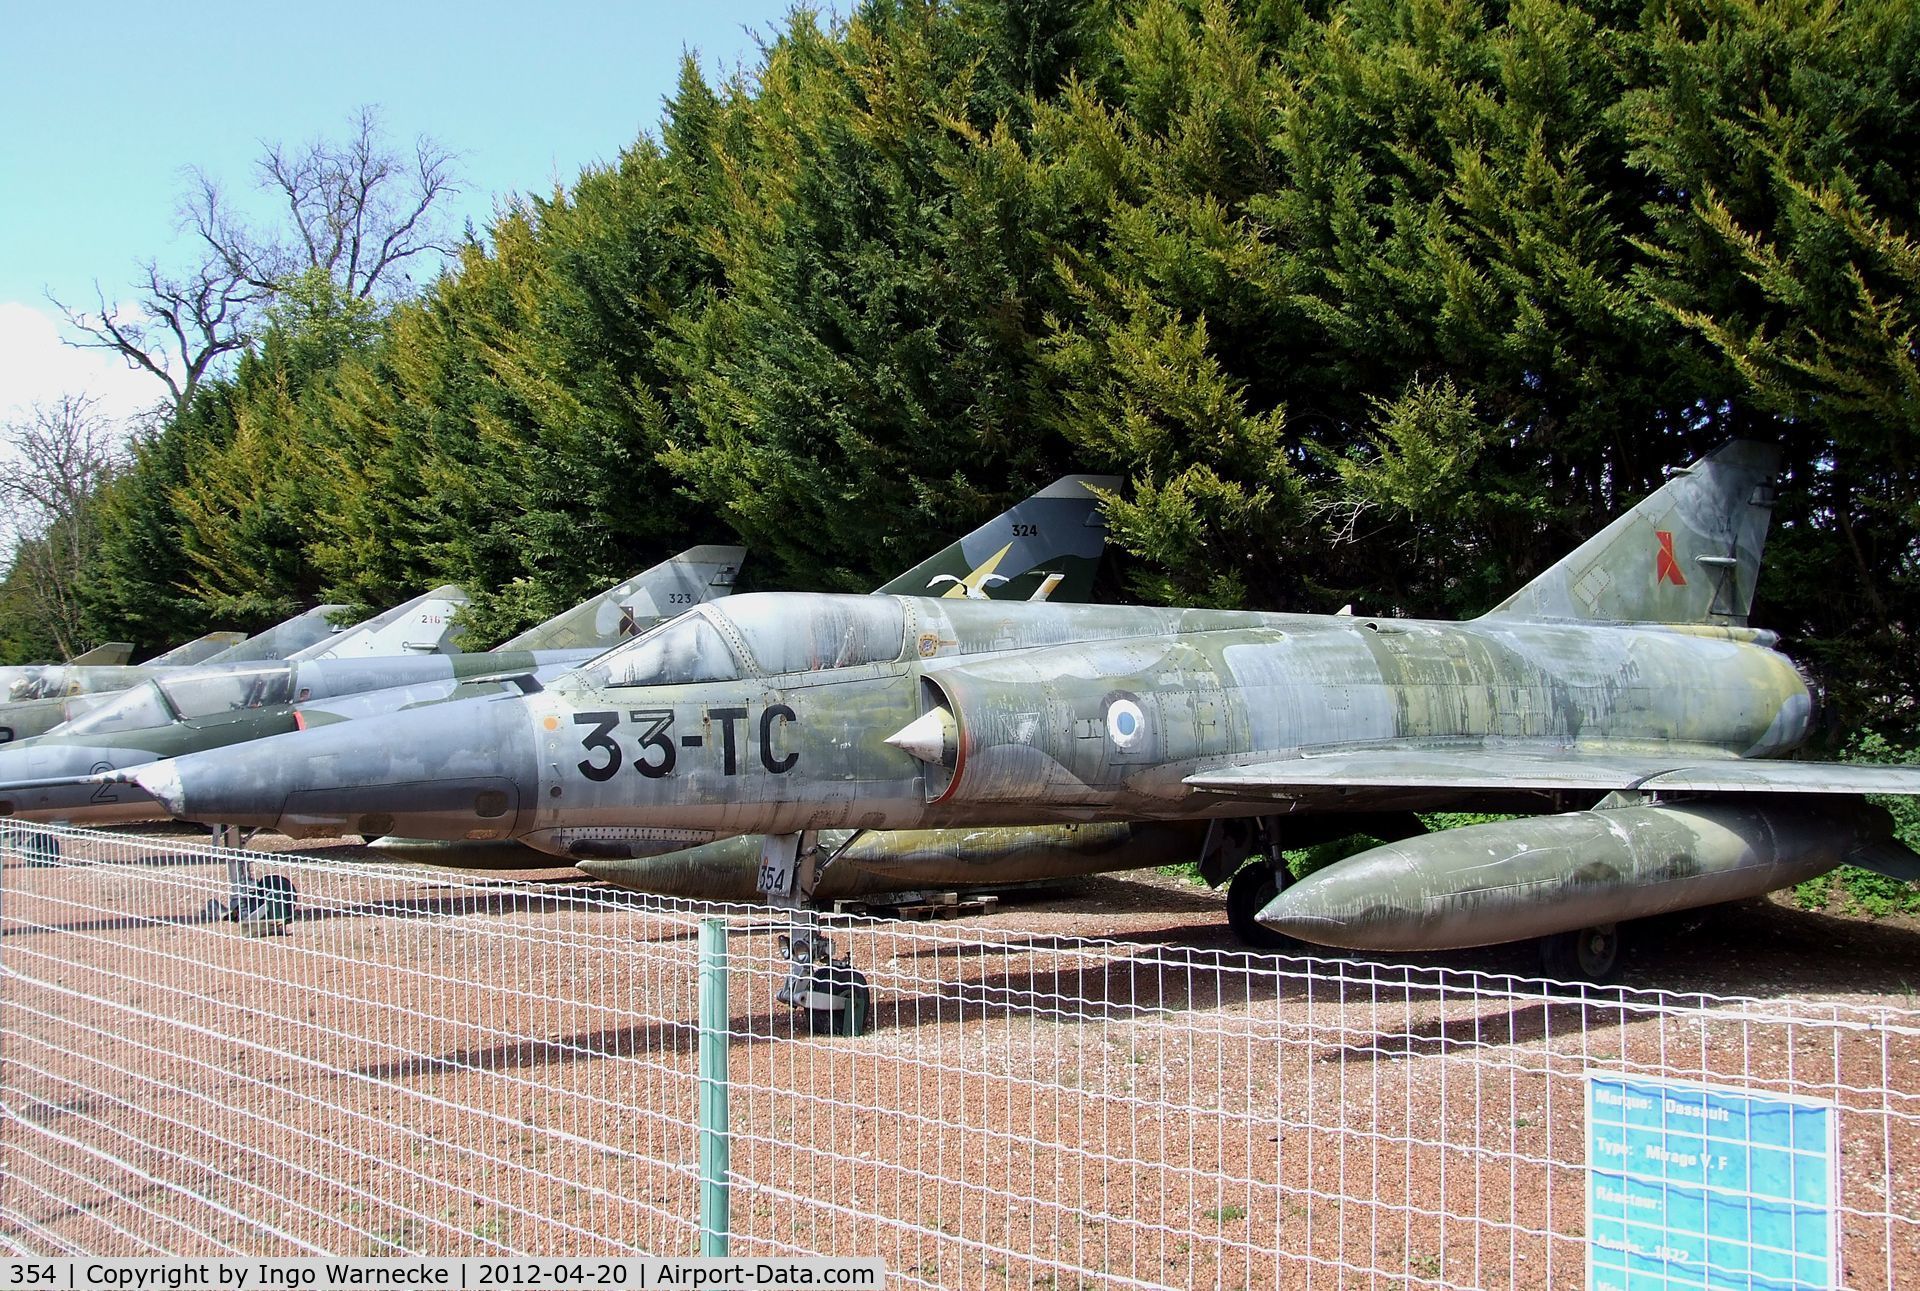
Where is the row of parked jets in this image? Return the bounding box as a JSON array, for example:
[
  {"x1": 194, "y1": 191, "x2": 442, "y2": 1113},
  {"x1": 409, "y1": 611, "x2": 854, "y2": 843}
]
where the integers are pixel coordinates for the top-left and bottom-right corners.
[{"x1": 5, "y1": 449, "x2": 1917, "y2": 988}]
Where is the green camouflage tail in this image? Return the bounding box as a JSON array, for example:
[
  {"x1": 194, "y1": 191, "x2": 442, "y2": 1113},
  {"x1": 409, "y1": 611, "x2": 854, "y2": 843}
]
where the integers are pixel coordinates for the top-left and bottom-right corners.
[
  {"x1": 1482, "y1": 441, "x2": 1780, "y2": 627},
  {"x1": 876, "y1": 476, "x2": 1117, "y2": 602}
]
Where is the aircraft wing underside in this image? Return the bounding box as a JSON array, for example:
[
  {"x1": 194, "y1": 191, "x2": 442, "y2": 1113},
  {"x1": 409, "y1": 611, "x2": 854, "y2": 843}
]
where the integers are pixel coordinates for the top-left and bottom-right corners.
[{"x1": 1184, "y1": 748, "x2": 1920, "y2": 800}]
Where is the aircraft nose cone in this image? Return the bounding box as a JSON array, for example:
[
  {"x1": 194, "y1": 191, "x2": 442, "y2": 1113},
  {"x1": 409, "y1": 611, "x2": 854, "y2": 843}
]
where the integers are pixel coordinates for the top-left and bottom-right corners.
[
  {"x1": 133, "y1": 694, "x2": 541, "y2": 840},
  {"x1": 1, "y1": 745, "x2": 159, "y2": 823}
]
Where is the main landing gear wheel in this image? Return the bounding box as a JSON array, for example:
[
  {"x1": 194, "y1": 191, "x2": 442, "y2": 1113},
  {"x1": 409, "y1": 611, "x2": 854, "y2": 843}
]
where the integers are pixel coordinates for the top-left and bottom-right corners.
[
  {"x1": 1226, "y1": 864, "x2": 1296, "y2": 951},
  {"x1": 1539, "y1": 923, "x2": 1620, "y2": 985}
]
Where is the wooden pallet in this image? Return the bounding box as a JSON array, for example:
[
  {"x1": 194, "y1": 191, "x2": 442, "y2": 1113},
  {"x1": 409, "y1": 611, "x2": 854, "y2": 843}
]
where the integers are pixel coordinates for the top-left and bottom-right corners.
[{"x1": 831, "y1": 891, "x2": 1001, "y2": 921}]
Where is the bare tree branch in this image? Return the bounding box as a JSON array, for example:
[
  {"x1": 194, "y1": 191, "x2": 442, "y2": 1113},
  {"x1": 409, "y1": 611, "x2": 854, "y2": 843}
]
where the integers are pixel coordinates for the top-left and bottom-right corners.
[
  {"x1": 0, "y1": 397, "x2": 126, "y2": 657},
  {"x1": 52, "y1": 106, "x2": 461, "y2": 411},
  {"x1": 184, "y1": 169, "x2": 283, "y2": 291},
  {"x1": 244, "y1": 105, "x2": 461, "y2": 301},
  {"x1": 53, "y1": 263, "x2": 264, "y2": 416}
]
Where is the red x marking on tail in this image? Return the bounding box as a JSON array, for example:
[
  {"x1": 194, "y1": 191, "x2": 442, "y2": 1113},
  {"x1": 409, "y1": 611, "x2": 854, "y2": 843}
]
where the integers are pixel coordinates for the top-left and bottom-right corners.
[{"x1": 1656, "y1": 530, "x2": 1687, "y2": 586}]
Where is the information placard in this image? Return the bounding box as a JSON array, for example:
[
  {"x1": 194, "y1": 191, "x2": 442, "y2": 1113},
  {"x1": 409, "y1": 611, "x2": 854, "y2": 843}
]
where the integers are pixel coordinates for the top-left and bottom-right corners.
[{"x1": 1586, "y1": 1072, "x2": 1839, "y2": 1290}]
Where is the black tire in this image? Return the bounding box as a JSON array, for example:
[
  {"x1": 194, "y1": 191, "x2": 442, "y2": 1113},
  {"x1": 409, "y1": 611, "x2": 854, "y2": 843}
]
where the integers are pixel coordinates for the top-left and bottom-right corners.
[
  {"x1": 1226, "y1": 864, "x2": 1296, "y2": 951},
  {"x1": 256, "y1": 874, "x2": 296, "y2": 924},
  {"x1": 26, "y1": 831, "x2": 61, "y2": 868},
  {"x1": 234, "y1": 874, "x2": 297, "y2": 925},
  {"x1": 807, "y1": 973, "x2": 872, "y2": 1037},
  {"x1": 1539, "y1": 924, "x2": 1621, "y2": 985}
]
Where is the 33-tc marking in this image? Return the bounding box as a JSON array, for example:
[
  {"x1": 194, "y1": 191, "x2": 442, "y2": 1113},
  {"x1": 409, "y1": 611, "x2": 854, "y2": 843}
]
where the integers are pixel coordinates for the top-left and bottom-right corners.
[{"x1": 574, "y1": 705, "x2": 798, "y2": 780}]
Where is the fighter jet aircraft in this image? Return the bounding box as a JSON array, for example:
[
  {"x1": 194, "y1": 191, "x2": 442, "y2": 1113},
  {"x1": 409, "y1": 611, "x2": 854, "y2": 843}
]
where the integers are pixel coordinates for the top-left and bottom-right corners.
[
  {"x1": 0, "y1": 596, "x2": 439, "y2": 744},
  {"x1": 0, "y1": 631, "x2": 254, "y2": 713},
  {"x1": 120, "y1": 443, "x2": 1920, "y2": 979},
  {"x1": 3, "y1": 475, "x2": 1112, "y2": 846},
  {"x1": 21, "y1": 605, "x2": 366, "y2": 734},
  {"x1": 12, "y1": 614, "x2": 350, "y2": 732},
  {"x1": 364, "y1": 475, "x2": 1119, "y2": 877},
  {"x1": 0, "y1": 549, "x2": 743, "y2": 828}
]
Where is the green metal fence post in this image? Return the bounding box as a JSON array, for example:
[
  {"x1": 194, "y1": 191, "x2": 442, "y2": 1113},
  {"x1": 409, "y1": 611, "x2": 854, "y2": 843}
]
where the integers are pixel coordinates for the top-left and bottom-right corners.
[{"x1": 696, "y1": 917, "x2": 731, "y2": 1256}]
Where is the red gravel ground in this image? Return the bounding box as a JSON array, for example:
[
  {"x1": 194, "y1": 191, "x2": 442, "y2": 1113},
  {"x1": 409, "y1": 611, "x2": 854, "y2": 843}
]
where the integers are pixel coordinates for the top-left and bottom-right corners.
[{"x1": 2, "y1": 824, "x2": 1916, "y2": 1289}]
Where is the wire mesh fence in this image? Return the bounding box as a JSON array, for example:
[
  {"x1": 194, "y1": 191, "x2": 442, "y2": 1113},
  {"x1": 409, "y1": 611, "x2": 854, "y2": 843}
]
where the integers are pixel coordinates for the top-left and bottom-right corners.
[{"x1": 1, "y1": 821, "x2": 1916, "y2": 1288}]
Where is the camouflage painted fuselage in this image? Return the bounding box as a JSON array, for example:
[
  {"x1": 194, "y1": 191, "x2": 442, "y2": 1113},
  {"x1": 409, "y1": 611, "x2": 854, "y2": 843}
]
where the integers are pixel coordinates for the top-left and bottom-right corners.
[
  {"x1": 0, "y1": 648, "x2": 597, "y2": 826},
  {"x1": 528, "y1": 602, "x2": 1807, "y2": 836},
  {"x1": 134, "y1": 593, "x2": 1815, "y2": 850},
  {"x1": 0, "y1": 696, "x2": 77, "y2": 745}
]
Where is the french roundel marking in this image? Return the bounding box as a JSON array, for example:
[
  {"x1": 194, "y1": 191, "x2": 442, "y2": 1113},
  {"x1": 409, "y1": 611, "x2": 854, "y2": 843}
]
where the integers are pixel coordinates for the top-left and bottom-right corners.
[{"x1": 1107, "y1": 698, "x2": 1145, "y2": 750}]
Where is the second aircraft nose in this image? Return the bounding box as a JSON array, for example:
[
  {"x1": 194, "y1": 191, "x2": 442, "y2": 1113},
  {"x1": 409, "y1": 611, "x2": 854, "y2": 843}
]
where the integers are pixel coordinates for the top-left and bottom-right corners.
[{"x1": 132, "y1": 693, "x2": 541, "y2": 841}]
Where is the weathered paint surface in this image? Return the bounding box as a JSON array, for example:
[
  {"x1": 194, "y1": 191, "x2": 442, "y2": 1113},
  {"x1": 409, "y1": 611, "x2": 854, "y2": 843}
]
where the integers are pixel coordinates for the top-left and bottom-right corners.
[
  {"x1": 872, "y1": 475, "x2": 1117, "y2": 603},
  {"x1": 495, "y1": 547, "x2": 744, "y2": 651},
  {"x1": 1486, "y1": 441, "x2": 1776, "y2": 626},
  {"x1": 0, "y1": 545, "x2": 719, "y2": 739},
  {"x1": 125, "y1": 442, "x2": 1920, "y2": 950},
  {"x1": 343, "y1": 478, "x2": 1122, "y2": 888},
  {"x1": 0, "y1": 696, "x2": 74, "y2": 745},
  {"x1": 0, "y1": 548, "x2": 756, "y2": 820},
  {"x1": 0, "y1": 608, "x2": 347, "y2": 739},
  {"x1": 0, "y1": 651, "x2": 590, "y2": 825},
  {"x1": 130, "y1": 589, "x2": 1819, "y2": 841},
  {"x1": 63, "y1": 642, "x2": 134, "y2": 666},
  {"x1": 283, "y1": 586, "x2": 470, "y2": 662},
  {"x1": 572, "y1": 821, "x2": 1210, "y2": 901},
  {"x1": 0, "y1": 593, "x2": 440, "y2": 708},
  {"x1": 1261, "y1": 799, "x2": 1894, "y2": 950},
  {"x1": 140, "y1": 632, "x2": 248, "y2": 667}
]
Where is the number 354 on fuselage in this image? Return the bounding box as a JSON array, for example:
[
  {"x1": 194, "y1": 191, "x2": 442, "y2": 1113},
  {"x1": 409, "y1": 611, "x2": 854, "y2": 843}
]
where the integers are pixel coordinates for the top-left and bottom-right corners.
[{"x1": 126, "y1": 442, "x2": 1920, "y2": 957}]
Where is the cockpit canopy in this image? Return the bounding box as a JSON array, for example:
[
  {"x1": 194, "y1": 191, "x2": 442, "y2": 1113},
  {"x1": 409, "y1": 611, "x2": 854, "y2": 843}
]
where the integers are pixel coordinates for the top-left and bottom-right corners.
[
  {"x1": 592, "y1": 612, "x2": 741, "y2": 688},
  {"x1": 57, "y1": 684, "x2": 170, "y2": 737},
  {"x1": 583, "y1": 594, "x2": 907, "y2": 688},
  {"x1": 9, "y1": 671, "x2": 64, "y2": 701},
  {"x1": 57, "y1": 664, "x2": 297, "y2": 737}
]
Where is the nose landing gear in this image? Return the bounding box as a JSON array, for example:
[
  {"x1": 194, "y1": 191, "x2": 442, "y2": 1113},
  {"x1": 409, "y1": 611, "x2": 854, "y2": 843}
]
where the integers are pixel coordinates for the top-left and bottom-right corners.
[
  {"x1": 775, "y1": 926, "x2": 872, "y2": 1037},
  {"x1": 759, "y1": 831, "x2": 874, "y2": 1037},
  {"x1": 211, "y1": 826, "x2": 296, "y2": 935}
]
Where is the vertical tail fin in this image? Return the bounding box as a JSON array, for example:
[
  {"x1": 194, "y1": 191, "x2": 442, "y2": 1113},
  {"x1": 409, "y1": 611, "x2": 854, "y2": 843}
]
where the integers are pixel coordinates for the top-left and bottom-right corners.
[
  {"x1": 67, "y1": 642, "x2": 134, "y2": 666},
  {"x1": 1482, "y1": 441, "x2": 1780, "y2": 626},
  {"x1": 287, "y1": 586, "x2": 470, "y2": 661},
  {"x1": 495, "y1": 546, "x2": 747, "y2": 651},
  {"x1": 875, "y1": 475, "x2": 1118, "y2": 601}
]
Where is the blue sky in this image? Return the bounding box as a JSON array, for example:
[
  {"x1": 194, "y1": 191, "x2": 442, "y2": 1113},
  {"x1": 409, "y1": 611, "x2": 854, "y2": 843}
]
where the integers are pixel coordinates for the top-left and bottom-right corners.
[{"x1": 0, "y1": 0, "x2": 799, "y2": 423}]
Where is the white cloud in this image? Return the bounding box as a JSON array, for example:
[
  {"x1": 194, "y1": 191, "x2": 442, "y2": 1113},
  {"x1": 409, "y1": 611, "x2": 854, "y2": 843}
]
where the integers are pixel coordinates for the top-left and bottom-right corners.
[{"x1": 0, "y1": 300, "x2": 171, "y2": 430}]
